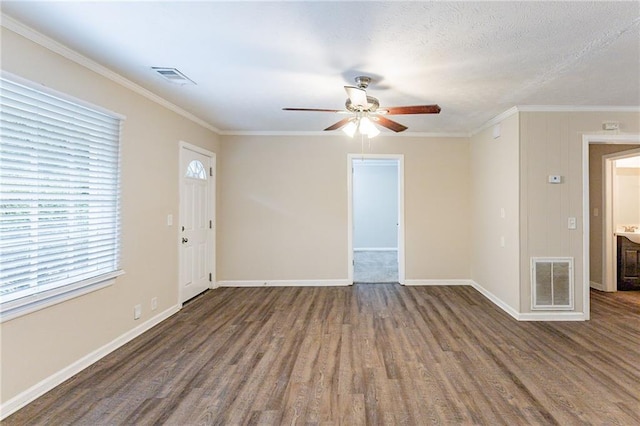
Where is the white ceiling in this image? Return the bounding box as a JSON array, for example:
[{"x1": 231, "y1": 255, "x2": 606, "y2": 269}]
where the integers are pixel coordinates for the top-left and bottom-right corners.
[{"x1": 2, "y1": 1, "x2": 639, "y2": 135}]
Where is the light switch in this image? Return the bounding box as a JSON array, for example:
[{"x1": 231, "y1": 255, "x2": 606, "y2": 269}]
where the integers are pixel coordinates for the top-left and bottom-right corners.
[
  {"x1": 167, "y1": 214, "x2": 173, "y2": 226},
  {"x1": 568, "y1": 217, "x2": 577, "y2": 230}
]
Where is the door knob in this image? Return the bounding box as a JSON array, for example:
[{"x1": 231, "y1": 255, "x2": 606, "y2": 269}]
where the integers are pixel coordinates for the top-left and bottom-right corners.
[{"x1": 182, "y1": 237, "x2": 189, "y2": 244}]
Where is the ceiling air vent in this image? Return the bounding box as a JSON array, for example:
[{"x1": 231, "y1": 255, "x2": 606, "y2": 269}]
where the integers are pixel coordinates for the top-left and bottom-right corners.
[{"x1": 151, "y1": 67, "x2": 196, "y2": 85}]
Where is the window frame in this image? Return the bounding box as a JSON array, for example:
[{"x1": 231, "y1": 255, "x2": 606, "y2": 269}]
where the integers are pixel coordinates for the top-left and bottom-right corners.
[{"x1": 0, "y1": 71, "x2": 126, "y2": 322}]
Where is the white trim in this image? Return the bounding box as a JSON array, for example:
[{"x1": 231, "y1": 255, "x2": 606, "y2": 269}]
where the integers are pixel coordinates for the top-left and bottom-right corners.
[
  {"x1": 218, "y1": 279, "x2": 351, "y2": 287},
  {"x1": 469, "y1": 280, "x2": 521, "y2": 320},
  {"x1": 221, "y1": 130, "x2": 330, "y2": 137},
  {"x1": 219, "y1": 130, "x2": 470, "y2": 138},
  {"x1": 404, "y1": 279, "x2": 472, "y2": 286},
  {"x1": 0, "y1": 14, "x2": 219, "y2": 134},
  {"x1": 582, "y1": 134, "x2": 640, "y2": 321},
  {"x1": 392, "y1": 132, "x2": 470, "y2": 138},
  {"x1": 590, "y1": 281, "x2": 605, "y2": 291},
  {"x1": 602, "y1": 147, "x2": 640, "y2": 292},
  {"x1": 0, "y1": 304, "x2": 180, "y2": 420},
  {"x1": 347, "y1": 154, "x2": 405, "y2": 285},
  {"x1": 517, "y1": 312, "x2": 586, "y2": 321},
  {"x1": 353, "y1": 247, "x2": 398, "y2": 252},
  {"x1": 516, "y1": 105, "x2": 640, "y2": 113},
  {"x1": 352, "y1": 158, "x2": 399, "y2": 168},
  {"x1": 0, "y1": 271, "x2": 124, "y2": 323},
  {"x1": 470, "y1": 107, "x2": 519, "y2": 136}
]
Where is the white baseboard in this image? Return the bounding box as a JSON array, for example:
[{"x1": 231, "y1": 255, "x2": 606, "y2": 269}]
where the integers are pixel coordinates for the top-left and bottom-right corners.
[
  {"x1": 353, "y1": 247, "x2": 398, "y2": 252},
  {"x1": 468, "y1": 280, "x2": 521, "y2": 320},
  {"x1": 470, "y1": 280, "x2": 586, "y2": 321},
  {"x1": 518, "y1": 312, "x2": 586, "y2": 321},
  {"x1": 0, "y1": 304, "x2": 181, "y2": 420},
  {"x1": 403, "y1": 279, "x2": 472, "y2": 286},
  {"x1": 590, "y1": 280, "x2": 605, "y2": 291},
  {"x1": 218, "y1": 279, "x2": 351, "y2": 287}
]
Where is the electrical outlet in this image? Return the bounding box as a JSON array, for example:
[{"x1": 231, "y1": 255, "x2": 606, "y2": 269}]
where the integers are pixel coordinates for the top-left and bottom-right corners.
[
  {"x1": 151, "y1": 297, "x2": 158, "y2": 311},
  {"x1": 568, "y1": 217, "x2": 577, "y2": 230},
  {"x1": 134, "y1": 304, "x2": 142, "y2": 320}
]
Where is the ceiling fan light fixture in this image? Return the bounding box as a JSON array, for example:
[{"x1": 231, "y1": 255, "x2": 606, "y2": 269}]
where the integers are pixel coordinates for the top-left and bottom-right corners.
[
  {"x1": 359, "y1": 117, "x2": 380, "y2": 138},
  {"x1": 342, "y1": 116, "x2": 380, "y2": 138},
  {"x1": 342, "y1": 120, "x2": 358, "y2": 138}
]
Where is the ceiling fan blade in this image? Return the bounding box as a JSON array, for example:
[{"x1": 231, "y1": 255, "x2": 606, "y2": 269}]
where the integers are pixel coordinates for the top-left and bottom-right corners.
[
  {"x1": 324, "y1": 117, "x2": 353, "y2": 131},
  {"x1": 382, "y1": 104, "x2": 441, "y2": 115},
  {"x1": 375, "y1": 116, "x2": 408, "y2": 133},
  {"x1": 282, "y1": 107, "x2": 343, "y2": 113},
  {"x1": 344, "y1": 86, "x2": 368, "y2": 109}
]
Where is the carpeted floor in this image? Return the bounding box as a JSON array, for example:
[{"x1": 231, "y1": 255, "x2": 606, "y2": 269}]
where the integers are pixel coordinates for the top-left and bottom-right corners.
[{"x1": 353, "y1": 250, "x2": 398, "y2": 283}]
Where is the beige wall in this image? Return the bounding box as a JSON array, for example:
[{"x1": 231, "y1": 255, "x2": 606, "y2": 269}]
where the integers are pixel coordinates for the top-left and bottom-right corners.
[
  {"x1": 1, "y1": 28, "x2": 219, "y2": 403},
  {"x1": 470, "y1": 113, "x2": 520, "y2": 310},
  {"x1": 588, "y1": 144, "x2": 639, "y2": 287},
  {"x1": 218, "y1": 135, "x2": 471, "y2": 282},
  {"x1": 519, "y1": 112, "x2": 640, "y2": 314}
]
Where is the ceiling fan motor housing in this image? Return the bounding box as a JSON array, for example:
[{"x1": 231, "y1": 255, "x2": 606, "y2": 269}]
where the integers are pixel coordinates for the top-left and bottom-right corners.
[{"x1": 345, "y1": 96, "x2": 380, "y2": 112}]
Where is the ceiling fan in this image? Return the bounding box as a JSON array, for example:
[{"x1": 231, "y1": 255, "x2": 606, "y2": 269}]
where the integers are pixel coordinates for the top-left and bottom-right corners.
[{"x1": 283, "y1": 76, "x2": 440, "y2": 137}]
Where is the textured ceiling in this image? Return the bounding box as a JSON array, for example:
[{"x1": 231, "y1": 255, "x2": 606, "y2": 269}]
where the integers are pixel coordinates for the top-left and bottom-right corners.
[{"x1": 2, "y1": 1, "x2": 639, "y2": 135}]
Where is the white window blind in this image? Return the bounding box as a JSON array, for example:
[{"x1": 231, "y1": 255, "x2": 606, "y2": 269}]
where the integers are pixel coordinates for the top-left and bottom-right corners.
[{"x1": 0, "y1": 75, "x2": 123, "y2": 320}]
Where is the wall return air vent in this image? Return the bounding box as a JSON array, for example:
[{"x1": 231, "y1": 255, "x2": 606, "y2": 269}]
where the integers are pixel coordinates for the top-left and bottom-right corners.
[
  {"x1": 531, "y1": 257, "x2": 574, "y2": 310},
  {"x1": 152, "y1": 67, "x2": 196, "y2": 85}
]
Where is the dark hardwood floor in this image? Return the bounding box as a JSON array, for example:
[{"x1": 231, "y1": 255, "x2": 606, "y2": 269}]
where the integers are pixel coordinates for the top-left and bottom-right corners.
[{"x1": 5, "y1": 285, "x2": 640, "y2": 425}]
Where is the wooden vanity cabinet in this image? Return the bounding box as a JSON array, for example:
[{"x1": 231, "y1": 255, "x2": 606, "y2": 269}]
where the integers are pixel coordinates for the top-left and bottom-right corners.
[{"x1": 617, "y1": 236, "x2": 640, "y2": 290}]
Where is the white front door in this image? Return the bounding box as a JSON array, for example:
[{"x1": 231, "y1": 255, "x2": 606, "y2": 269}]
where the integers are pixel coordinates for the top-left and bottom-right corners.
[{"x1": 179, "y1": 143, "x2": 215, "y2": 304}]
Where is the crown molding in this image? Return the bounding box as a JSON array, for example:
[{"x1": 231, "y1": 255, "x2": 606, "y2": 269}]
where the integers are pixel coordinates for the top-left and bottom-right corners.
[
  {"x1": 515, "y1": 105, "x2": 640, "y2": 113},
  {"x1": 219, "y1": 130, "x2": 329, "y2": 137},
  {"x1": 470, "y1": 106, "x2": 519, "y2": 137},
  {"x1": 220, "y1": 130, "x2": 469, "y2": 138},
  {"x1": 389, "y1": 131, "x2": 470, "y2": 138},
  {"x1": 1, "y1": 13, "x2": 220, "y2": 134}
]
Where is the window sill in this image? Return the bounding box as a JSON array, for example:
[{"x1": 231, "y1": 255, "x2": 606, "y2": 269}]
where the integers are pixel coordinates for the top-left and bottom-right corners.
[{"x1": 0, "y1": 270, "x2": 125, "y2": 323}]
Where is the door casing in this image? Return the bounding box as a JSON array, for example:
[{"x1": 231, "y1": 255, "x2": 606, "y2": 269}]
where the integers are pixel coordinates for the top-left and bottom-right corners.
[
  {"x1": 582, "y1": 134, "x2": 640, "y2": 319},
  {"x1": 602, "y1": 147, "x2": 640, "y2": 292},
  {"x1": 347, "y1": 153, "x2": 405, "y2": 284}
]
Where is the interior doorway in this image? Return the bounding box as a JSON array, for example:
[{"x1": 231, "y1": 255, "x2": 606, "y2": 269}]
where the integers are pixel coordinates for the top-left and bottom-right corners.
[
  {"x1": 602, "y1": 149, "x2": 640, "y2": 292},
  {"x1": 583, "y1": 134, "x2": 640, "y2": 319},
  {"x1": 347, "y1": 154, "x2": 405, "y2": 284}
]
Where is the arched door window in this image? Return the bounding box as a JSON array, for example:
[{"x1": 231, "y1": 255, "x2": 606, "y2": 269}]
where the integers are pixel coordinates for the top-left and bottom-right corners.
[{"x1": 185, "y1": 160, "x2": 207, "y2": 180}]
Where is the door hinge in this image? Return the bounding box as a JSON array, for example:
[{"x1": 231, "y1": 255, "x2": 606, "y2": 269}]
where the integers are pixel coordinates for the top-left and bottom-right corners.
[
  {"x1": 209, "y1": 220, "x2": 212, "y2": 229},
  {"x1": 209, "y1": 273, "x2": 212, "y2": 282},
  {"x1": 209, "y1": 167, "x2": 213, "y2": 177}
]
